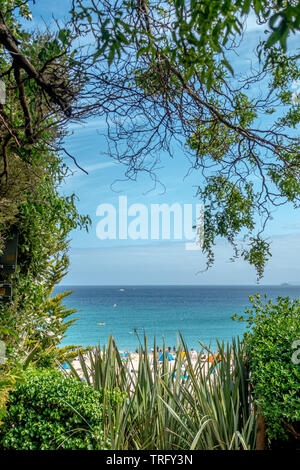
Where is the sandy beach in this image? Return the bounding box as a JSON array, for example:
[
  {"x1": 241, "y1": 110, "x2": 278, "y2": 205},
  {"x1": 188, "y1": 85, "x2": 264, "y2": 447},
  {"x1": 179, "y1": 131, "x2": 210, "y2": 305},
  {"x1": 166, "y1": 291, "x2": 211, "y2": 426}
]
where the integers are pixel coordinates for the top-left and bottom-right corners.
[{"x1": 64, "y1": 348, "x2": 216, "y2": 380}]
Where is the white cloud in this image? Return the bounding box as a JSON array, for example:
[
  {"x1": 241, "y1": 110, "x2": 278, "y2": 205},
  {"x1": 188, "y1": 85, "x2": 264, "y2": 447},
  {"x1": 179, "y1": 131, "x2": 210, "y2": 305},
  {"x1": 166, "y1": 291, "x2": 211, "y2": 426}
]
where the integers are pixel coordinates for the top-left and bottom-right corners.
[
  {"x1": 243, "y1": 12, "x2": 266, "y2": 33},
  {"x1": 84, "y1": 161, "x2": 116, "y2": 173},
  {"x1": 67, "y1": 161, "x2": 116, "y2": 175},
  {"x1": 67, "y1": 119, "x2": 108, "y2": 132}
]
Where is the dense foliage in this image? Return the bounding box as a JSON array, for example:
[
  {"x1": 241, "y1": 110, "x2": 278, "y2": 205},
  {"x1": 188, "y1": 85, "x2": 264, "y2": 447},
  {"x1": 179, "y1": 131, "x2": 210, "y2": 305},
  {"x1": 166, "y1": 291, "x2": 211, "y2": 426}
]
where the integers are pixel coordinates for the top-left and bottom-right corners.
[
  {"x1": 0, "y1": 0, "x2": 90, "y2": 418},
  {"x1": 0, "y1": 368, "x2": 123, "y2": 449},
  {"x1": 235, "y1": 296, "x2": 300, "y2": 445}
]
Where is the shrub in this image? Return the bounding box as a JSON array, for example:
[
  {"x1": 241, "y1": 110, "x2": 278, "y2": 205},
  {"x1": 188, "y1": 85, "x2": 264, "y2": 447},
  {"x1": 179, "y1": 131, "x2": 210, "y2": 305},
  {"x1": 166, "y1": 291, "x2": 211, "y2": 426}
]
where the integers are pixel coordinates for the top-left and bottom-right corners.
[
  {"x1": 0, "y1": 369, "x2": 113, "y2": 450},
  {"x1": 236, "y1": 295, "x2": 300, "y2": 444},
  {"x1": 33, "y1": 345, "x2": 95, "y2": 370}
]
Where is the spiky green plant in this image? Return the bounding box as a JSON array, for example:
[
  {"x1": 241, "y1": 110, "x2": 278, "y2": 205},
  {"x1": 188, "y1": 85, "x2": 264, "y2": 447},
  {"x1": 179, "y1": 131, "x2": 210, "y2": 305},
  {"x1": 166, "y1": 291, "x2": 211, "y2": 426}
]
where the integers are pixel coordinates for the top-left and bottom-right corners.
[{"x1": 67, "y1": 334, "x2": 257, "y2": 450}]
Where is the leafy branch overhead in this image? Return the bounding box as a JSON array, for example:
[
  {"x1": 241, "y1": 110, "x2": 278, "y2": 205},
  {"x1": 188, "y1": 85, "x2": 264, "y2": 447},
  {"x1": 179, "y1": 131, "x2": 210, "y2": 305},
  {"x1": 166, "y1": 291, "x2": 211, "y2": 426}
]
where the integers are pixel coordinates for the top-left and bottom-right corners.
[
  {"x1": 70, "y1": 0, "x2": 300, "y2": 277},
  {"x1": 0, "y1": 0, "x2": 300, "y2": 280}
]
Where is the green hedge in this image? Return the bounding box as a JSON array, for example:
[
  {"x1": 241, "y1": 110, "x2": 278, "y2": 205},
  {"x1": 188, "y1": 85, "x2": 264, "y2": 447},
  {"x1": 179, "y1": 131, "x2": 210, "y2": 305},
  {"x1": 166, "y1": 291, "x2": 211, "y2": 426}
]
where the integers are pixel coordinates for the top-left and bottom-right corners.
[
  {"x1": 0, "y1": 369, "x2": 113, "y2": 450},
  {"x1": 238, "y1": 295, "x2": 300, "y2": 442}
]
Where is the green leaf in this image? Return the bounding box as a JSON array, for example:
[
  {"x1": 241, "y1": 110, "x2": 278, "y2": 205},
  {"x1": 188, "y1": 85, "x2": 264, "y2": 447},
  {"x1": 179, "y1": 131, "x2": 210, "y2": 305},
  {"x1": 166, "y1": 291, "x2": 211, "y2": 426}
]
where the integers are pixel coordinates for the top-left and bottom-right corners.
[
  {"x1": 222, "y1": 57, "x2": 234, "y2": 76},
  {"x1": 107, "y1": 46, "x2": 115, "y2": 66}
]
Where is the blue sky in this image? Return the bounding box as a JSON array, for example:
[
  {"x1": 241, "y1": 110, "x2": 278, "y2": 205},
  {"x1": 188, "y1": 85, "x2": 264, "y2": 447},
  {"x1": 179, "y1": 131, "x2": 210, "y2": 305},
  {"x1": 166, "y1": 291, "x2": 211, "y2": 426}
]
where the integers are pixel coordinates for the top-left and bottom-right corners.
[{"x1": 26, "y1": 1, "x2": 300, "y2": 285}]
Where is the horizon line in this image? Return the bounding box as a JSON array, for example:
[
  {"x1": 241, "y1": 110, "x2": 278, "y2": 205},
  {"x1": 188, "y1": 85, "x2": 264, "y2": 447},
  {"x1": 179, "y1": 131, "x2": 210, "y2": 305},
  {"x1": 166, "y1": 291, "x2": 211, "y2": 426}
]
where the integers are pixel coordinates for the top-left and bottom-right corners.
[{"x1": 56, "y1": 283, "x2": 299, "y2": 287}]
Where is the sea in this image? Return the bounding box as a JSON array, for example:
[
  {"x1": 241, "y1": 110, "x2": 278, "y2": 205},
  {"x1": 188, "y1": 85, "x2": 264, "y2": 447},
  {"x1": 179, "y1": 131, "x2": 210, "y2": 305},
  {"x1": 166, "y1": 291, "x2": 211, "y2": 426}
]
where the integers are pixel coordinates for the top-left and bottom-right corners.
[{"x1": 53, "y1": 285, "x2": 300, "y2": 352}]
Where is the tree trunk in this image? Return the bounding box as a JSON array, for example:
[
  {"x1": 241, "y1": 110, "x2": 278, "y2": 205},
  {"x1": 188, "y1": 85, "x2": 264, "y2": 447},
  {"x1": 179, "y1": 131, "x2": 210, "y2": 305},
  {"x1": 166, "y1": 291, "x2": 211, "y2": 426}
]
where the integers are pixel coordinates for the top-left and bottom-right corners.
[{"x1": 256, "y1": 414, "x2": 267, "y2": 450}]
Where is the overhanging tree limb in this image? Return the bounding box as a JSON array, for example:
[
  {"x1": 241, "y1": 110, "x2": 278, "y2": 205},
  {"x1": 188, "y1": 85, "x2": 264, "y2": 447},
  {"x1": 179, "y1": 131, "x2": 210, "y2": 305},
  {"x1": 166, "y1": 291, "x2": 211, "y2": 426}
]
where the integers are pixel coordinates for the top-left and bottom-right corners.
[{"x1": 0, "y1": 12, "x2": 71, "y2": 115}]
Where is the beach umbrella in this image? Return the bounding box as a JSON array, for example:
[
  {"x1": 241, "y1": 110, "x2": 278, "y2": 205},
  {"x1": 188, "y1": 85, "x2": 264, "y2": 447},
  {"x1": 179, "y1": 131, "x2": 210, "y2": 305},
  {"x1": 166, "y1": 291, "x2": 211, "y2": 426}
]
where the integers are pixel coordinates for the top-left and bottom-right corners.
[
  {"x1": 61, "y1": 362, "x2": 71, "y2": 370},
  {"x1": 120, "y1": 352, "x2": 129, "y2": 358},
  {"x1": 174, "y1": 373, "x2": 189, "y2": 380},
  {"x1": 158, "y1": 351, "x2": 174, "y2": 362}
]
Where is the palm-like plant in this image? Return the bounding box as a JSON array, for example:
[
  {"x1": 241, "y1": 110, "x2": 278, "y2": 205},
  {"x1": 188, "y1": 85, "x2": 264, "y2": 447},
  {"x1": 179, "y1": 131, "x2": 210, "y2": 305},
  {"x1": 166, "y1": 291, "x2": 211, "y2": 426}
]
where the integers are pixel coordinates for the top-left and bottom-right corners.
[{"x1": 67, "y1": 334, "x2": 257, "y2": 450}]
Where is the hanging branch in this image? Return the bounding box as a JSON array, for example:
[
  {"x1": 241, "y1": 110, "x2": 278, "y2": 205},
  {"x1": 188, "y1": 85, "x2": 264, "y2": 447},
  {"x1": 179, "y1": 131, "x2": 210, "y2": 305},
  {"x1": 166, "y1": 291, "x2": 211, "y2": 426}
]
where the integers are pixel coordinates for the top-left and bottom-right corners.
[{"x1": 0, "y1": 12, "x2": 71, "y2": 115}]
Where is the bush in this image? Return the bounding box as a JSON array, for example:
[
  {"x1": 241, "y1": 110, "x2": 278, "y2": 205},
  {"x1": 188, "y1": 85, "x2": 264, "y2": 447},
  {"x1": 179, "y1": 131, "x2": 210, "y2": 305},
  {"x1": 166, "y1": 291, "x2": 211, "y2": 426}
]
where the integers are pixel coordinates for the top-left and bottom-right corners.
[
  {"x1": 237, "y1": 295, "x2": 300, "y2": 444},
  {"x1": 0, "y1": 369, "x2": 112, "y2": 450}
]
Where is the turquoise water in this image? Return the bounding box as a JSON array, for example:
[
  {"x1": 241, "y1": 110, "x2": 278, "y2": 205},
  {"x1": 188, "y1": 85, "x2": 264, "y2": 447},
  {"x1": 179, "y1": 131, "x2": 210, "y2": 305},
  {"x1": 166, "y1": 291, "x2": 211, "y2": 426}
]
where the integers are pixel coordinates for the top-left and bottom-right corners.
[{"x1": 54, "y1": 285, "x2": 300, "y2": 352}]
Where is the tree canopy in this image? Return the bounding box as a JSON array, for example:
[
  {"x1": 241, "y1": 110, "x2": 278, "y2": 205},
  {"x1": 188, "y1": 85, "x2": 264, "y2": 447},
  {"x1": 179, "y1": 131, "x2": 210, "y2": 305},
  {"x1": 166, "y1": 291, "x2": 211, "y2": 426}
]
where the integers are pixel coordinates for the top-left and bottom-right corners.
[
  {"x1": 0, "y1": 0, "x2": 299, "y2": 281},
  {"x1": 69, "y1": 0, "x2": 300, "y2": 277}
]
